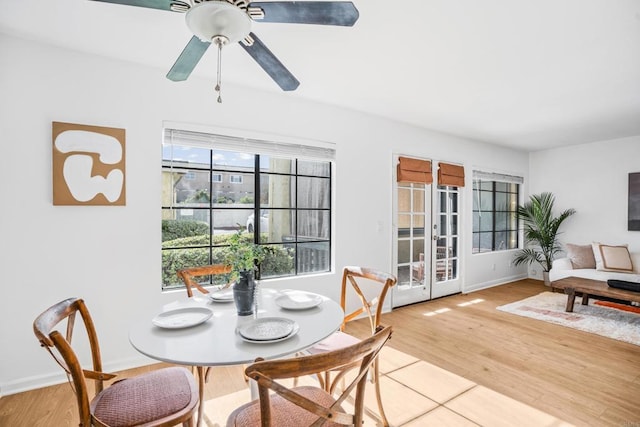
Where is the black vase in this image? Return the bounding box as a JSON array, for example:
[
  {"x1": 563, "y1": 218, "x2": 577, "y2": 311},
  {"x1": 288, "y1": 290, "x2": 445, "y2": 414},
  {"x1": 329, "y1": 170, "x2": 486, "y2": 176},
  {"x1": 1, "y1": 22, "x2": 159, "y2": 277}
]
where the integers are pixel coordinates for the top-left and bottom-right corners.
[{"x1": 233, "y1": 270, "x2": 256, "y2": 316}]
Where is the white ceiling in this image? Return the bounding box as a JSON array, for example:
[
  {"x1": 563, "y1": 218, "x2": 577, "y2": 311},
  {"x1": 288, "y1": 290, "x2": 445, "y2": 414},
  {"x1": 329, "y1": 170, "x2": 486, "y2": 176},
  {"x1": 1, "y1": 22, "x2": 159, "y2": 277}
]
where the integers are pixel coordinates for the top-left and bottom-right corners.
[{"x1": 2, "y1": 0, "x2": 639, "y2": 151}]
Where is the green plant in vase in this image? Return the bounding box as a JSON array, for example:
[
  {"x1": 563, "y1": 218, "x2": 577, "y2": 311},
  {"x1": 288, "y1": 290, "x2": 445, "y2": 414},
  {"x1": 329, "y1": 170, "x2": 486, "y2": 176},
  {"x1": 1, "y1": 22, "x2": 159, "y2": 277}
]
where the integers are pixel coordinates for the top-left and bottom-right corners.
[
  {"x1": 223, "y1": 227, "x2": 272, "y2": 315},
  {"x1": 513, "y1": 192, "x2": 575, "y2": 285}
]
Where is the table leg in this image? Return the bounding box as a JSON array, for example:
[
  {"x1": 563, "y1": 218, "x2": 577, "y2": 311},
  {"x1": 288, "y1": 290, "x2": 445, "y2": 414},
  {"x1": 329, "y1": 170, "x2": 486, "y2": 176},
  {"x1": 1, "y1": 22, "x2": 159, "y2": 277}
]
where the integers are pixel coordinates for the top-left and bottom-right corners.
[
  {"x1": 564, "y1": 288, "x2": 576, "y2": 312},
  {"x1": 249, "y1": 376, "x2": 259, "y2": 400},
  {"x1": 581, "y1": 293, "x2": 589, "y2": 306},
  {"x1": 196, "y1": 366, "x2": 205, "y2": 427}
]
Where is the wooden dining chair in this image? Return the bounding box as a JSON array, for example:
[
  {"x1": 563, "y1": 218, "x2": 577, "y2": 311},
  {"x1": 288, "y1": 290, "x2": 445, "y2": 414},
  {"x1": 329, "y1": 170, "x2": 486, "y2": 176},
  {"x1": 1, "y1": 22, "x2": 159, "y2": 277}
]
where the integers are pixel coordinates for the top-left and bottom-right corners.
[
  {"x1": 33, "y1": 297, "x2": 199, "y2": 427},
  {"x1": 177, "y1": 264, "x2": 239, "y2": 395},
  {"x1": 177, "y1": 264, "x2": 233, "y2": 298},
  {"x1": 305, "y1": 266, "x2": 397, "y2": 426},
  {"x1": 227, "y1": 325, "x2": 393, "y2": 427}
]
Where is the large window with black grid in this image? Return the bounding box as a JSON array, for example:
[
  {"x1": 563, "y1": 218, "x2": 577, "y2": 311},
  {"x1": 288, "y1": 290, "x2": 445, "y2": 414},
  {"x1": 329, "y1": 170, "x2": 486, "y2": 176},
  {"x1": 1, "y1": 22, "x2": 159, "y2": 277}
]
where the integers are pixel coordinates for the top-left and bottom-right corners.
[
  {"x1": 161, "y1": 129, "x2": 334, "y2": 289},
  {"x1": 472, "y1": 171, "x2": 522, "y2": 253}
]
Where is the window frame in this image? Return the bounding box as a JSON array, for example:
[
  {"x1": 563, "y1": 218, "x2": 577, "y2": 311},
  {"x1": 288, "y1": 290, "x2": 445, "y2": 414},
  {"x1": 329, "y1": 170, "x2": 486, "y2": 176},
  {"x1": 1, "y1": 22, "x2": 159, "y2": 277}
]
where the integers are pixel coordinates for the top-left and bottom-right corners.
[
  {"x1": 161, "y1": 129, "x2": 334, "y2": 289},
  {"x1": 472, "y1": 175, "x2": 521, "y2": 254}
]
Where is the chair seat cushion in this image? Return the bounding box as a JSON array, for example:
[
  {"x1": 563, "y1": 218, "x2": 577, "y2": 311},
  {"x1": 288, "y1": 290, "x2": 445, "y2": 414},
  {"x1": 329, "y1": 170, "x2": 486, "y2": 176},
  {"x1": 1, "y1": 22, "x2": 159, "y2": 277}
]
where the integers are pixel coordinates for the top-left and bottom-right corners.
[
  {"x1": 92, "y1": 367, "x2": 196, "y2": 427},
  {"x1": 306, "y1": 331, "x2": 361, "y2": 354},
  {"x1": 227, "y1": 386, "x2": 343, "y2": 427}
]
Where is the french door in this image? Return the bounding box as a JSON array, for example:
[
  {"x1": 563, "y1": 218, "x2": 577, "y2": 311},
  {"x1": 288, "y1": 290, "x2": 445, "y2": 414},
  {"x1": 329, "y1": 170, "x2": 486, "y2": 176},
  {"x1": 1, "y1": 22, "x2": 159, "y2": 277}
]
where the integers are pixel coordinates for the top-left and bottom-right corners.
[{"x1": 392, "y1": 157, "x2": 461, "y2": 308}]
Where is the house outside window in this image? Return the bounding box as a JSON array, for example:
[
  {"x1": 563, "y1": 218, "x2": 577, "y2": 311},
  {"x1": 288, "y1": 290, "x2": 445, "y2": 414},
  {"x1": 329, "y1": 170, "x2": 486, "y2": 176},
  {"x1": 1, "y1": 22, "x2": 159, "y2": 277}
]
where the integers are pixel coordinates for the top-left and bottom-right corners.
[
  {"x1": 472, "y1": 171, "x2": 523, "y2": 253},
  {"x1": 161, "y1": 128, "x2": 334, "y2": 289}
]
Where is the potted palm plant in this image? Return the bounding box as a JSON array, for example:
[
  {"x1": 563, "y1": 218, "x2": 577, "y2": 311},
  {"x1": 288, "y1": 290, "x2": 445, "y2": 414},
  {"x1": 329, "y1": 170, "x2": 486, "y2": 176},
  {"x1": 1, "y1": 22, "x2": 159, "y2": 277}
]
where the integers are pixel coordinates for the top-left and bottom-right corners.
[
  {"x1": 223, "y1": 227, "x2": 271, "y2": 315},
  {"x1": 513, "y1": 192, "x2": 576, "y2": 285}
]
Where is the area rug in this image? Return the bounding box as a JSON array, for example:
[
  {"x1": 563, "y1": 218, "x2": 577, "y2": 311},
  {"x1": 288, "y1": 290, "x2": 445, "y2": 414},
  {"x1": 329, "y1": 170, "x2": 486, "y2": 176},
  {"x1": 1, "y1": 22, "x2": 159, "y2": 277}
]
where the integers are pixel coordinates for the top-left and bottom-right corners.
[{"x1": 497, "y1": 292, "x2": 640, "y2": 346}]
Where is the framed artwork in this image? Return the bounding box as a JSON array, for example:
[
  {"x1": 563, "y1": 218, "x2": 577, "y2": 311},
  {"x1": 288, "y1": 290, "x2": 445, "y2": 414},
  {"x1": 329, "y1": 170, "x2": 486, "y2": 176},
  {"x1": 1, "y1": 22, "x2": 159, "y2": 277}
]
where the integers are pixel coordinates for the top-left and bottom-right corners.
[
  {"x1": 629, "y1": 172, "x2": 640, "y2": 231},
  {"x1": 52, "y1": 122, "x2": 126, "y2": 206}
]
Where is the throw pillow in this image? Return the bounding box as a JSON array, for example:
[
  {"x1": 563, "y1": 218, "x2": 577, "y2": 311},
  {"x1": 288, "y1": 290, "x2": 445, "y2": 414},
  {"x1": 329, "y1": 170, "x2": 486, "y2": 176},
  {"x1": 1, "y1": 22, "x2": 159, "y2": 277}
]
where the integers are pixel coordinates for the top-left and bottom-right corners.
[
  {"x1": 565, "y1": 243, "x2": 596, "y2": 269},
  {"x1": 592, "y1": 242, "x2": 603, "y2": 268},
  {"x1": 592, "y1": 242, "x2": 634, "y2": 272}
]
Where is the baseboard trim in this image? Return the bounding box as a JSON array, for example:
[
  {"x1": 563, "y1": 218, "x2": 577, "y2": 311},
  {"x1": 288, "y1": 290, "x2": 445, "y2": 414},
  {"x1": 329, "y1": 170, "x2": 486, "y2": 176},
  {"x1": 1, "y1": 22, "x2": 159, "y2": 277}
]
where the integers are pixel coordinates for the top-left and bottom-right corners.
[
  {"x1": 464, "y1": 274, "x2": 529, "y2": 293},
  {"x1": 1, "y1": 355, "x2": 155, "y2": 396}
]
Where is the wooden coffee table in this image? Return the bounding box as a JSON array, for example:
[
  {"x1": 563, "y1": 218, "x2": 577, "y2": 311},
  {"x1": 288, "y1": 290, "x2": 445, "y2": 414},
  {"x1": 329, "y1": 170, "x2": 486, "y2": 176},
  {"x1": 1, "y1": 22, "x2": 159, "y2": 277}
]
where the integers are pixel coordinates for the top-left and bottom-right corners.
[{"x1": 551, "y1": 276, "x2": 640, "y2": 312}]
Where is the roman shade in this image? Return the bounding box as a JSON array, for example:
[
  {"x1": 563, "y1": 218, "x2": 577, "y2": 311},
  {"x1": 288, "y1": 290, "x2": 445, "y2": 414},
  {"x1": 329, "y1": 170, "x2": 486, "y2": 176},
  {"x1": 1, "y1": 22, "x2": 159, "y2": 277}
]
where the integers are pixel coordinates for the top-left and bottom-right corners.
[
  {"x1": 438, "y1": 162, "x2": 465, "y2": 187},
  {"x1": 397, "y1": 157, "x2": 432, "y2": 184}
]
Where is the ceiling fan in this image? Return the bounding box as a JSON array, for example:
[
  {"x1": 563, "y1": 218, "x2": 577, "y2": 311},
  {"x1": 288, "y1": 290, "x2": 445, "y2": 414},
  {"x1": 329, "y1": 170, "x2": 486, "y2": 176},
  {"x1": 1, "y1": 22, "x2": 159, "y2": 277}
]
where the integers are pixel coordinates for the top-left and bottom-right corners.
[{"x1": 91, "y1": 0, "x2": 359, "y2": 101}]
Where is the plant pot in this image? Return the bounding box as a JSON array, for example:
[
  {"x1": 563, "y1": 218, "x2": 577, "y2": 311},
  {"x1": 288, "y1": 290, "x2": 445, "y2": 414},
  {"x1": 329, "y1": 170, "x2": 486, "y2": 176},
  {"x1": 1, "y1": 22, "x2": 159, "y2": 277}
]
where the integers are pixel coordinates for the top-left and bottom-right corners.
[
  {"x1": 233, "y1": 270, "x2": 256, "y2": 316},
  {"x1": 543, "y1": 271, "x2": 551, "y2": 287}
]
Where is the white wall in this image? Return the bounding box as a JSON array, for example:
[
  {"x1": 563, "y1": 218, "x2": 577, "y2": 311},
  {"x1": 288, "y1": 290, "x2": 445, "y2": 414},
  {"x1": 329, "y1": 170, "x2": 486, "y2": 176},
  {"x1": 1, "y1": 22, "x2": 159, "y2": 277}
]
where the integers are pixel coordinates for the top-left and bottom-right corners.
[
  {"x1": 0, "y1": 33, "x2": 529, "y2": 395},
  {"x1": 528, "y1": 137, "x2": 640, "y2": 276}
]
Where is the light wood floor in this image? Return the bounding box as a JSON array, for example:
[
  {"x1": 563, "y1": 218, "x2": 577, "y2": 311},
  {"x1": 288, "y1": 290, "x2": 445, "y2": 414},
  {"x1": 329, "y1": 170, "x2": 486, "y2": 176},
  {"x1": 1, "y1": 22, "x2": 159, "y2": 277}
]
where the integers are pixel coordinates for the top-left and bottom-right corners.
[{"x1": 2, "y1": 279, "x2": 639, "y2": 426}]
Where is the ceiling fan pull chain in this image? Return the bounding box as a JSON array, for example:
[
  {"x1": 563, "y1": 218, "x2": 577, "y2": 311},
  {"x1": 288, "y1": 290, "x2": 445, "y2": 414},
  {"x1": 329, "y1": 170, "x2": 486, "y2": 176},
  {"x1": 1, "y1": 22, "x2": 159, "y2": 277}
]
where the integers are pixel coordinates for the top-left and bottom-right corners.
[{"x1": 215, "y1": 37, "x2": 224, "y2": 103}]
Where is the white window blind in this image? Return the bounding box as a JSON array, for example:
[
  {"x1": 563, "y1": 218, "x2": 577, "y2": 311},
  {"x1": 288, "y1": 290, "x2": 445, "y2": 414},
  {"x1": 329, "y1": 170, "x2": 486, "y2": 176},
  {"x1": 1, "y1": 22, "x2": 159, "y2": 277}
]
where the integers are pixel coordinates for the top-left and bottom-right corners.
[
  {"x1": 472, "y1": 170, "x2": 524, "y2": 184},
  {"x1": 164, "y1": 129, "x2": 335, "y2": 161}
]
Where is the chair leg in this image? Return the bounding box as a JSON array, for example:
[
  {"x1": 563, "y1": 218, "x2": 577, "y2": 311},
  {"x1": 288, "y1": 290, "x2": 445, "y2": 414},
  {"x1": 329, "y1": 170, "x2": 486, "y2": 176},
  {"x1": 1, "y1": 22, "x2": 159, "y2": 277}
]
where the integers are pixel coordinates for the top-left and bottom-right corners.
[
  {"x1": 292, "y1": 352, "x2": 305, "y2": 387},
  {"x1": 372, "y1": 359, "x2": 389, "y2": 427},
  {"x1": 323, "y1": 371, "x2": 331, "y2": 392},
  {"x1": 196, "y1": 366, "x2": 205, "y2": 427}
]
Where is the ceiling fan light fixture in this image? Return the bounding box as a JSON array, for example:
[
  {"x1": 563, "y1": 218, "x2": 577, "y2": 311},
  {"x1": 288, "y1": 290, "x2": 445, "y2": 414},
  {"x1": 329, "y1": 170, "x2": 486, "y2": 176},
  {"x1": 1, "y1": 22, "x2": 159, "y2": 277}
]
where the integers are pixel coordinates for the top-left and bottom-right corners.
[{"x1": 186, "y1": 1, "x2": 252, "y2": 44}]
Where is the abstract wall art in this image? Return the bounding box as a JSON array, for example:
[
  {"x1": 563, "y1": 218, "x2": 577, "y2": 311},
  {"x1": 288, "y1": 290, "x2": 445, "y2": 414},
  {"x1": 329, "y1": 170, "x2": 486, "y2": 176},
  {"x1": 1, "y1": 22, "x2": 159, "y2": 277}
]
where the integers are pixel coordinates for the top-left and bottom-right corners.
[{"x1": 52, "y1": 122, "x2": 126, "y2": 206}]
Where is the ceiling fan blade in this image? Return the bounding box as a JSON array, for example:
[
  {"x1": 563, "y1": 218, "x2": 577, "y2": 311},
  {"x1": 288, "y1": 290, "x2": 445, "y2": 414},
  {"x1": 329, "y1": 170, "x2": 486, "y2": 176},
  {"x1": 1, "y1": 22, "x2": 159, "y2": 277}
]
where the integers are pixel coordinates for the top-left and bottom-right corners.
[
  {"x1": 166, "y1": 36, "x2": 210, "y2": 82},
  {"x1": 90, "y1": 0, "x2": 177, "y2": 12},
  {"x1": 248, "y1": 1, "x2": 359, "y2": 26},
  {"x1": 240, "y1": 33, "x2": 300, "y2": 91}
]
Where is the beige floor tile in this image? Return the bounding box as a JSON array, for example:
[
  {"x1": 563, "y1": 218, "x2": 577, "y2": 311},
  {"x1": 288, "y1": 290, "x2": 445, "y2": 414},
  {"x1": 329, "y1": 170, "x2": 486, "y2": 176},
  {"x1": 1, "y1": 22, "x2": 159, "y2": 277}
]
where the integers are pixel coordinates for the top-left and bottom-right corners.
[
  {"x1": 333, "y1": 369, "x2": 439, "y2": 426},
  {"x1": 361, "y1": 376, "x2": 440, "y2": 426},
  {"x1": 378, "y1": 346, "x2": 420, "y2": 374},
  {"x1": 445, "y1": 386, "x2": 575, "y2": 427},
  {"x1": 202, "y1": 388, "x2": 252, "y2": 427},
  {"x1": 387, "y1": 360, "x2": 476, "y2": 404},
  {"x1": 403, "y1": 406, "x2": 480, "y2": 426},
  {"x1": 339, "y1": 397, "x2": 389, "y2": 426}
]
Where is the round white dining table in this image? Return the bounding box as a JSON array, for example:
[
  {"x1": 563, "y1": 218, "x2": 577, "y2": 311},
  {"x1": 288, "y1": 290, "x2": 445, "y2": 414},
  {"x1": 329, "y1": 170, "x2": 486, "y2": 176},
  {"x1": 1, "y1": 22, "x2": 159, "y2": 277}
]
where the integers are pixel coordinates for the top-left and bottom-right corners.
[{"x1": 129, "y1": 288, "x2": 344, "y2": 426}]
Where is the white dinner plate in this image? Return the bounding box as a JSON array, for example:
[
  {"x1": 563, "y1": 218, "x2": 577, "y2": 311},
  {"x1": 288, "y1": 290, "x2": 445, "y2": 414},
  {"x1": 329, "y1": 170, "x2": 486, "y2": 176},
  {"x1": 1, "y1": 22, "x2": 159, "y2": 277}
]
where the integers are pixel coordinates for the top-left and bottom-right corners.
[
  {"x1": 152, "y1": 307, "x2": 212, "y2": 329},
  {"x1": 238, "y1": 317, "x2": 297, "y2": 341},
  {"x1": 209, "y1": 289, "x2": 234, "y2": 302},
  {"x1": 275, "y1": 291, "x2": 323, "y2": 310},
  {"x1": 238, "y1": 322, "x2": 300, "y2": 344}
]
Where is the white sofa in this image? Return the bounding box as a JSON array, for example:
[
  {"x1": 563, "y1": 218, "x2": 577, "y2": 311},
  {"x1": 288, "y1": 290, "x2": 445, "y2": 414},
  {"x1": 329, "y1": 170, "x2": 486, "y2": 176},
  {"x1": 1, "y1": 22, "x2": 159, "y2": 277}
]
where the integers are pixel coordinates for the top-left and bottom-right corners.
[{"x1": 549, "y1": 242, "x2": 640, "y2": 284}]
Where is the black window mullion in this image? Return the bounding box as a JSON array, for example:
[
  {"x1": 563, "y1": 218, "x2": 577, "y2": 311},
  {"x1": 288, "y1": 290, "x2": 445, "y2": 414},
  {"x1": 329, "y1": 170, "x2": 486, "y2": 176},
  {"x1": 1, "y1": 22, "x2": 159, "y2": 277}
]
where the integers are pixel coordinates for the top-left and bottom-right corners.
[
  {"x1": 294, "y1": 160, "x2": 299, "y2": 275},
  {"x1": 209, "y1": 150, "x2": 214, "y2": 264},
  {"x1": 254, "y1": 155, "x2": 261, "y2": 245},
  {"x1": 328, "y1": 162, "x2": 332, "y2": 271},
  {"x1": 491, "y1": 182, "x2": 496, "y2": 250},
  {"x1": 516, "y1": 185, "x2": 520, "y2": 248}
]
